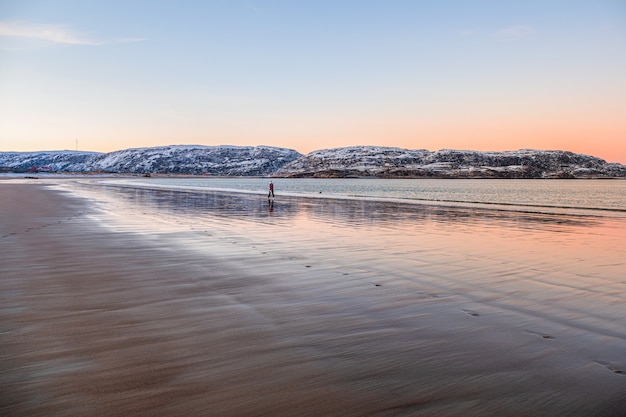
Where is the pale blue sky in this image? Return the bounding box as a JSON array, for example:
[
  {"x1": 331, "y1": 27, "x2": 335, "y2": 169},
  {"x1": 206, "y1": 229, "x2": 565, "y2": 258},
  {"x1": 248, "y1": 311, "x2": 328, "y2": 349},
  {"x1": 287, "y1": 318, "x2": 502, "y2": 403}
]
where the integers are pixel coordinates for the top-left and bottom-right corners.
[{"x1": 1, "y1": 1, "x2": 625, "y2": 162}]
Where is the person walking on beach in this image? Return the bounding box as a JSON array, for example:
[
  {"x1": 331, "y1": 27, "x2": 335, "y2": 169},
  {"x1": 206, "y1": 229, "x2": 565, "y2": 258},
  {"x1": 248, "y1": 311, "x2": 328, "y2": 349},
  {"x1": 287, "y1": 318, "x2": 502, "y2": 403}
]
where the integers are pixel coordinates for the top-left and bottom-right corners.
[{"x1": 268, "y1": 181, "x2": 275, "y2": 199}]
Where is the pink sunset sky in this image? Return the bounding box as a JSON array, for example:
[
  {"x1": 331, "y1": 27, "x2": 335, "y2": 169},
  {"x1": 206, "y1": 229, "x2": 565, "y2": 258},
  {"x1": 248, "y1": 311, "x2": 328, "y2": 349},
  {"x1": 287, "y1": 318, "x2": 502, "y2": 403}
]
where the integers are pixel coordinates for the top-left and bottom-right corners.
[{"x1": 1, "y1": 1, "x2": 625, "y2": 163}]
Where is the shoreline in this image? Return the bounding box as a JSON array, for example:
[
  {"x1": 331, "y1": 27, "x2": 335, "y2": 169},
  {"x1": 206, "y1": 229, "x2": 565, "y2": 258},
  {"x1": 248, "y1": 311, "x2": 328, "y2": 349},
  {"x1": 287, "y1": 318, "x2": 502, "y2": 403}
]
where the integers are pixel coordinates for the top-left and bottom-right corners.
[
  {"x1": 2, "y1": 181, "x2": 625, "y2": 416},
  {"x1": 3, "y1": 172, "x2": 626, "y2": 180},
  {"x1": 59, "y1": 175, "x2": 626, "y2": 219}
]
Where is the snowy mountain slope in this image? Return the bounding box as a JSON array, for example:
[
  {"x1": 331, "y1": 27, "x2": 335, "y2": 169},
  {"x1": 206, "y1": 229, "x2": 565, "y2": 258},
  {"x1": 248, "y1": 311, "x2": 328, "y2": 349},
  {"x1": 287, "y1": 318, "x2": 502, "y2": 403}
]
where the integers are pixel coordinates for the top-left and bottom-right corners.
[
  {"x1": 0, "y1": 150, "x2": 102, "y2": 172},
  {"x1": 274, "y1": 147, "x2": 626, "y2": 179},
  {"x1": 0, "y1": 145, "x2": 302, "y2": 176},
  {"x1": 89, "y1": 145, "x2": 302, "y2": 175},
  {"x1": 2, "y1": 145, "x2": 624, "y2": 178}
]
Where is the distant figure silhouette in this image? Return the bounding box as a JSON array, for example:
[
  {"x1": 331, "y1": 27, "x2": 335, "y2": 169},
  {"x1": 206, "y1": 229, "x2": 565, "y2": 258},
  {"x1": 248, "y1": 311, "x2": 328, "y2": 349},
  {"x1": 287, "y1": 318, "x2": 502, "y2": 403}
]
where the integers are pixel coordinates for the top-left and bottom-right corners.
[{"x1": 268, "y1": 181, "x2": 275, "y2": 199}]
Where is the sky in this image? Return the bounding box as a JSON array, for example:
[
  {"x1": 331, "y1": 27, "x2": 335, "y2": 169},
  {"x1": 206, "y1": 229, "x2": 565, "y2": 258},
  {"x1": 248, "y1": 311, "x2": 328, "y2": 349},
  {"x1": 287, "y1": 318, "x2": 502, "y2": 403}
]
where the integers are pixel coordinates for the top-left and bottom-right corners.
[{"x1": 1, "y1": 1, "x2": 625, "y2": 163}]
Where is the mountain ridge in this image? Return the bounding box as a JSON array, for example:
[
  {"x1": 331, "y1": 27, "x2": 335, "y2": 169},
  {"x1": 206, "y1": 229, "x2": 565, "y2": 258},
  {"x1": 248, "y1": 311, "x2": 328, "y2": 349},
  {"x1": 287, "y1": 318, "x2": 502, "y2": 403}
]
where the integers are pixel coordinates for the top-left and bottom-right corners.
[
  {"x1": 275, "y1": 146, "x2": 626, "y2": 179},
  {"x1": 1, "y1": 145, "x2": 625, "y2": 179}
]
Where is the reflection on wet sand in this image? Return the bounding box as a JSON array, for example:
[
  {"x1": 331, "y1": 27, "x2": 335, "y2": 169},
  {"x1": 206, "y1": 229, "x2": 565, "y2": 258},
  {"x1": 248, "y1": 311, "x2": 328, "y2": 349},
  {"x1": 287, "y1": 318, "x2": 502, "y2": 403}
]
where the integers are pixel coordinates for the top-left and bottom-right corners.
[
  {"x1": 96, "y1": 184, "x2": 604, "y2": 230},
  {"x1": 2, "y1": 182, "x2": 626, "y2": 417}
]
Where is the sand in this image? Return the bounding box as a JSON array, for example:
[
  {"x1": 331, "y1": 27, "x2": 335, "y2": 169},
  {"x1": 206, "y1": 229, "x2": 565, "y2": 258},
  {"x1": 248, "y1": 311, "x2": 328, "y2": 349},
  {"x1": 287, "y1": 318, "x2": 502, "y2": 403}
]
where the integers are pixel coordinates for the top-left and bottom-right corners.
[{"x1": 1, "y1": 180, "x2": 625, "y2": 416}]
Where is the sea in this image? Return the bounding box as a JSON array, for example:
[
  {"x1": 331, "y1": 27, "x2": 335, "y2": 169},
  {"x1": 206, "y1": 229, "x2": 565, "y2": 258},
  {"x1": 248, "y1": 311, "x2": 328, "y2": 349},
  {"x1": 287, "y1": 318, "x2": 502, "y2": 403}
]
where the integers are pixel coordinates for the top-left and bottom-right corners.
[{"x1": 104, "y1": 177, "x2": 626, "y2": 218}]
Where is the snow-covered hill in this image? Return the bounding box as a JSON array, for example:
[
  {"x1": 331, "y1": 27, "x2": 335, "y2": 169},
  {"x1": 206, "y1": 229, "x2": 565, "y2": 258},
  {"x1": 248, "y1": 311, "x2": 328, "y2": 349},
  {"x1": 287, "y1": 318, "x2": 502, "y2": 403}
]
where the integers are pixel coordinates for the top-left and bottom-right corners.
[
  {"x1": 2, "y1": 145, "x2": 625, "y2": 178},
  {"x1": 274, "y1": 147, "x2": 626, "y2": 179},
  {"x1": 0, "y1": 150, "x2": 102, "y2": 172},
  {"x1": 88, "y1": 145, "x2": 301, "y2": 175},
  {"x1": 0, "y1": 145, "x2": 302, "y2": 176}
]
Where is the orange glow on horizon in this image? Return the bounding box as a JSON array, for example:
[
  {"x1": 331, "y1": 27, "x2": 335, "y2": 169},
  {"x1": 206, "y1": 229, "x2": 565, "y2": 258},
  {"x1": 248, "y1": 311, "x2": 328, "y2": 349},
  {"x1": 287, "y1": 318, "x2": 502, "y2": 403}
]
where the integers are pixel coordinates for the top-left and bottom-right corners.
[{"x1": 2, "y1": 108, "x2": 625, "y2": 164}]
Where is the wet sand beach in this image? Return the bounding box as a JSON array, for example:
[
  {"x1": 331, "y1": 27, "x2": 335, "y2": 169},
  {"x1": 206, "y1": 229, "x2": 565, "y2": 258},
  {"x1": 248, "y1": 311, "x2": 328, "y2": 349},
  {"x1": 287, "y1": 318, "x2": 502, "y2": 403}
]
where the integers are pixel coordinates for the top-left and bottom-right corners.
[{"x1": 1, "y1": 180, "x2": 625, "y2": 416}]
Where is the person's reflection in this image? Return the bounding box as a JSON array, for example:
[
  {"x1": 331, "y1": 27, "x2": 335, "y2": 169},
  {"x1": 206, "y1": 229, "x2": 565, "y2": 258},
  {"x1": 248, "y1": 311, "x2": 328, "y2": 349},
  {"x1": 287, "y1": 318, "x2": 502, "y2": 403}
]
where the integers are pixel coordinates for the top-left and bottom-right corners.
[{"x1": 268, "y1": 199, "x2": 274, "y2": 214}]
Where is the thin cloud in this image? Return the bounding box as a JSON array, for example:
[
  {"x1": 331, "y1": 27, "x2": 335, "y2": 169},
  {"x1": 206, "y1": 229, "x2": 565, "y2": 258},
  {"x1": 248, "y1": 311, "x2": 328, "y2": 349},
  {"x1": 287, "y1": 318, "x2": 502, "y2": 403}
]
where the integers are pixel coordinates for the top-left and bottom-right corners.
[
  {"x1": 0, "y1": 20, "x2": 145, "y2": 46},
  {"x1": 0, "y1": 20, "x2": 102, "y2": 45},
  {"x1": 492, "y1": 25, "x2": 536, "y2": 41}
]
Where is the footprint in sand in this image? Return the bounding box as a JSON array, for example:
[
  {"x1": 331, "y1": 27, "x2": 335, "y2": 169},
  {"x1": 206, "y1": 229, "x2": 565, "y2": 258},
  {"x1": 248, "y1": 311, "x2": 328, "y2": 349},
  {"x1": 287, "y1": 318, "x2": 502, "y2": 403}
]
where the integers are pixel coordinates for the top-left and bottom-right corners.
[
  {"x1": 524, "y1": 330, "x2": 554, "y2": 339},
  {"x1": 462, "y1": 309, "x2": 480, "y2": 317},
  {"x1": 595, "y1": 360, "x2": 625, "y2": 375}
]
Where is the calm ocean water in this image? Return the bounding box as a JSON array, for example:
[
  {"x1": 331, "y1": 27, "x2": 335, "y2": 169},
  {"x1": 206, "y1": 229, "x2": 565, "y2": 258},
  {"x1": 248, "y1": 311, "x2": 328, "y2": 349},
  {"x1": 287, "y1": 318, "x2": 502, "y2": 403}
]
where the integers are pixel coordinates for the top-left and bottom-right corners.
[{"x1": 108, "y1": 178, "x2": 626, "y2": 217}]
